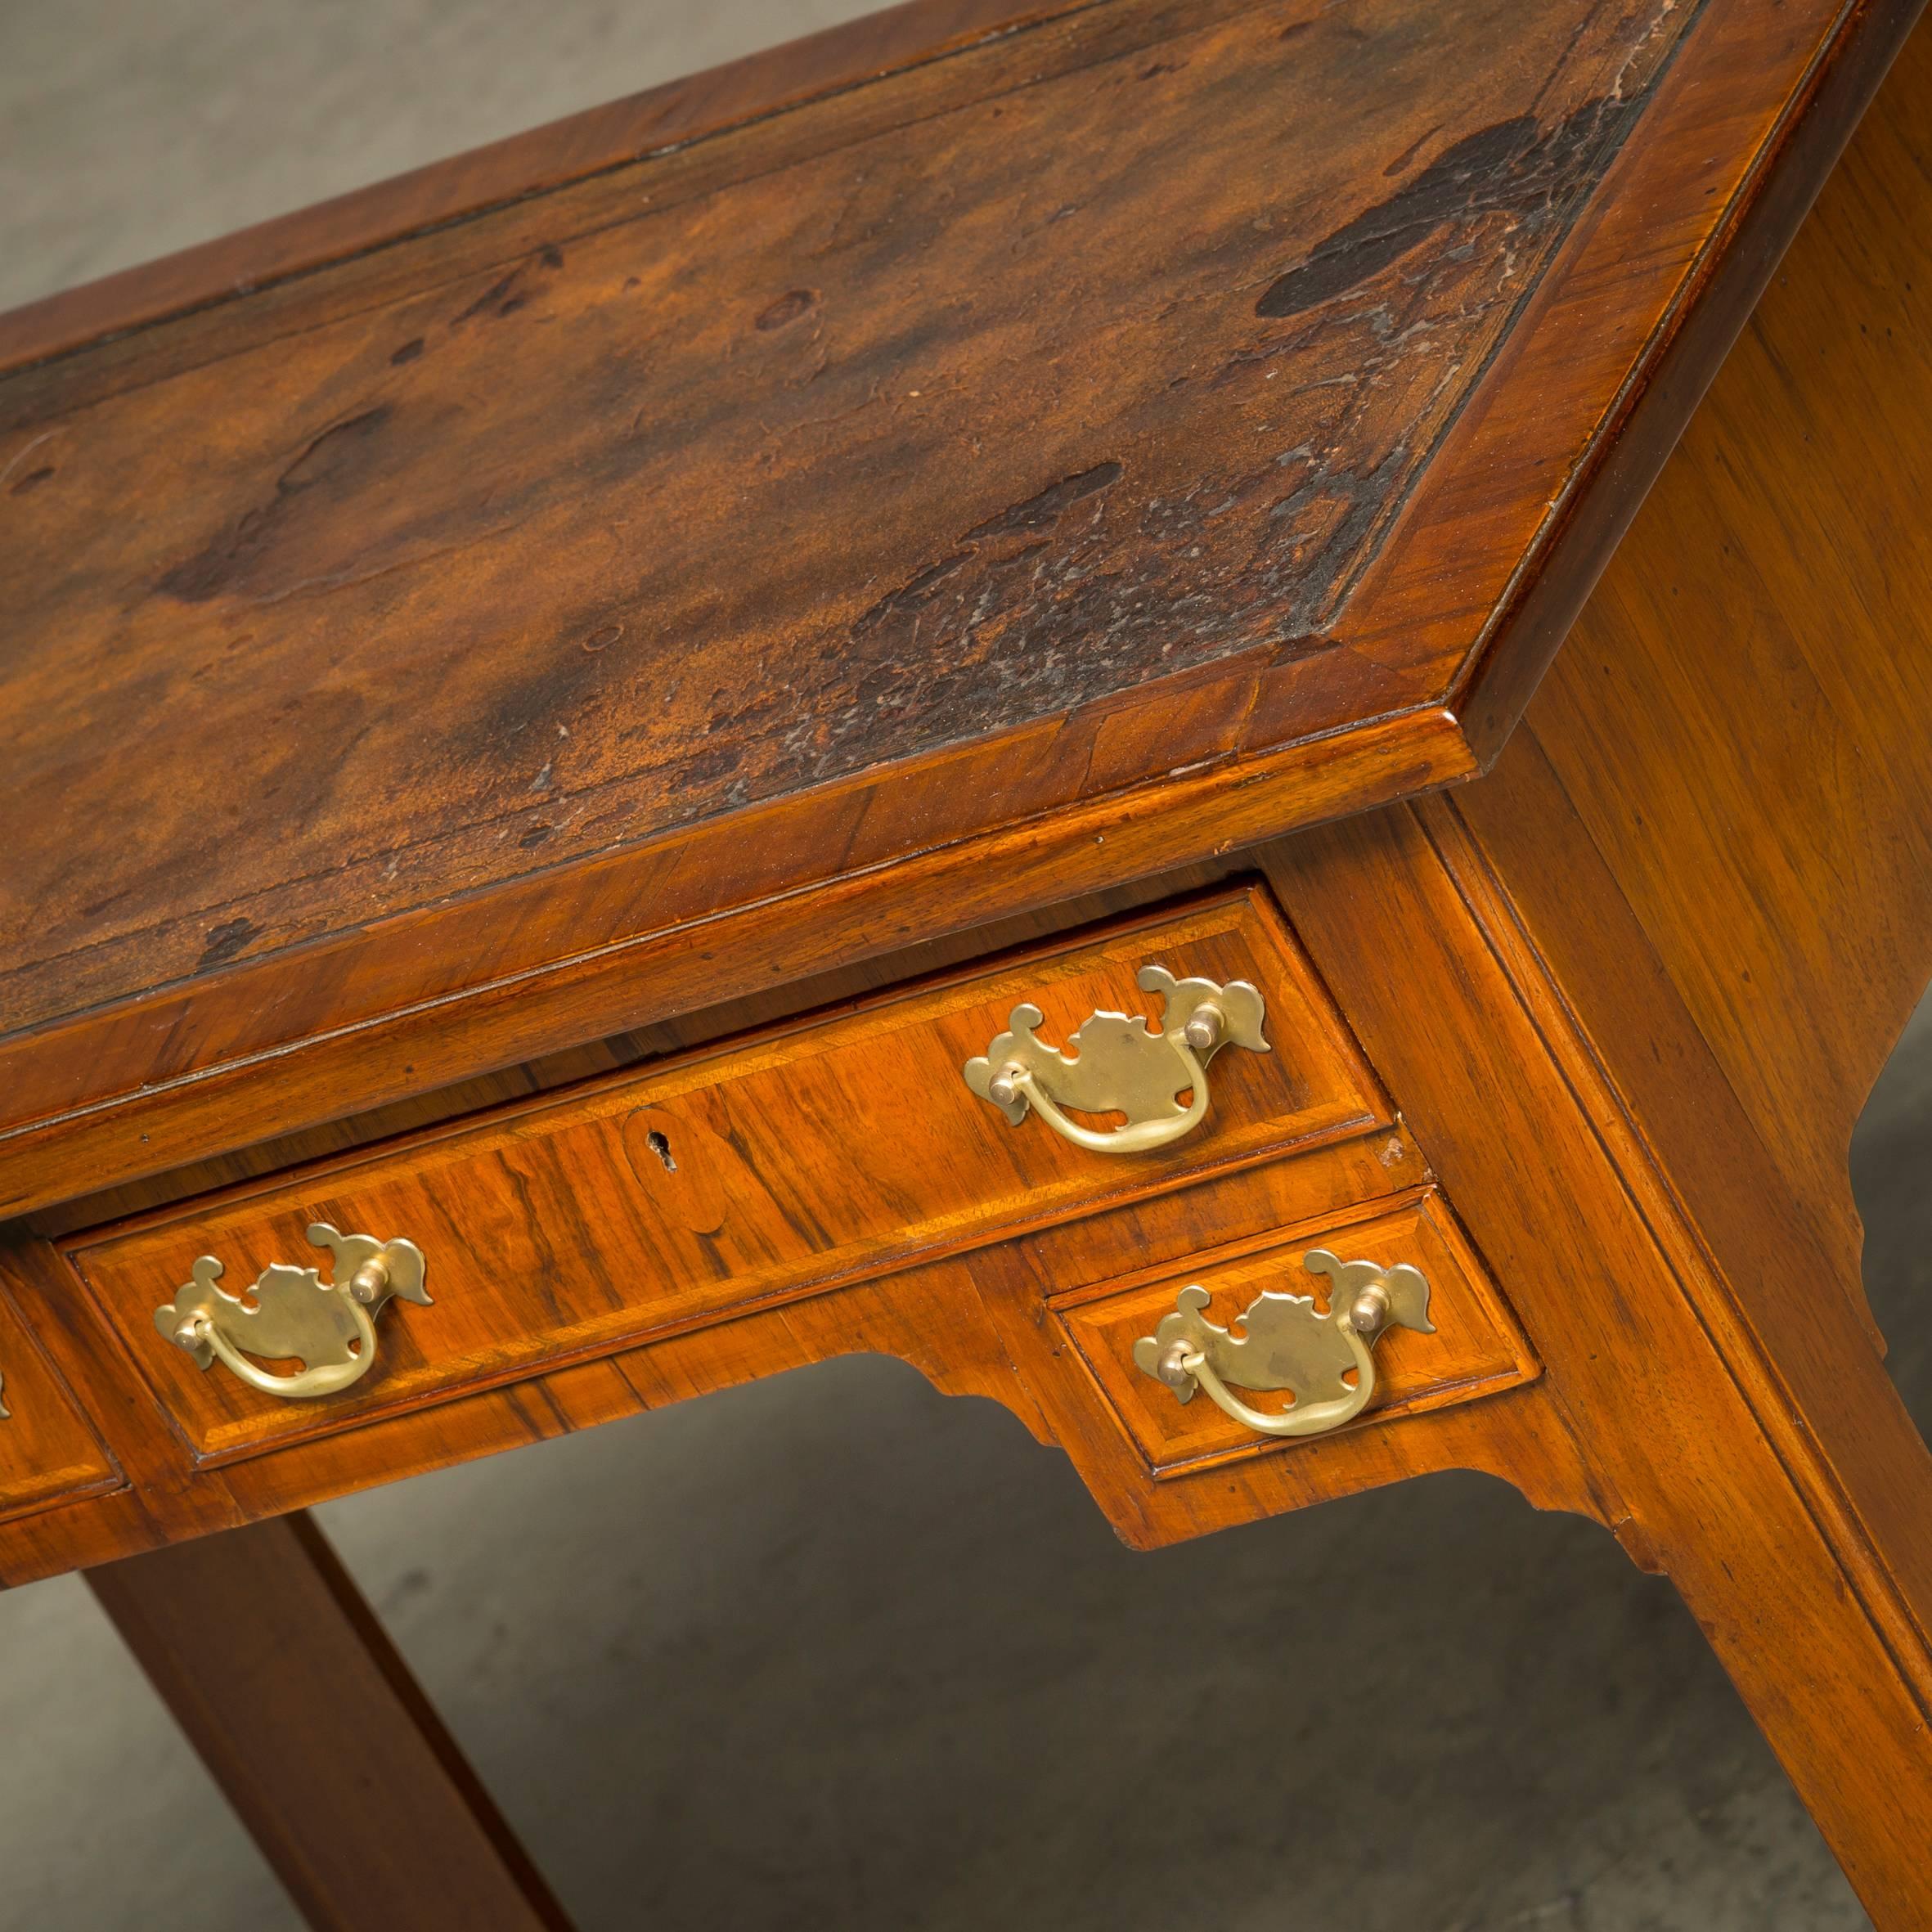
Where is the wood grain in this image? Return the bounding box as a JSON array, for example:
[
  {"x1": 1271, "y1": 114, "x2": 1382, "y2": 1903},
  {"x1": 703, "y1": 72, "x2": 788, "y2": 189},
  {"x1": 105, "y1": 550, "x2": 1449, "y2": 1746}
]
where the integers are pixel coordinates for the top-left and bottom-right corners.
[
  {"x1": 20, "y1": 857, "x2": 1238, "y2": 1238},
  {"x1": 0, "y1": 0, "x2": 1683, "y2": 1033},
  {"x1": 0, "y1": 0, "x2": 1915, "y2": 1222},
  {"x1": 0, "y1": 1269, "x2": 119, "y2": 1519},
  {"x1": 1422, "y1": 47, "x2": 1932, "y2": 1916},
  {"x1": 1449, "y1": 0, "x2": 1928, "y2": 761},
  {"x1": 88, "y1": 1512, "x2": 572, "y2": 1932},
  {"x1": 0, "y1": 708, "x2": 1466, "y2": 1222},
  {"x1": 1056, "y1": 1185, "x2": 1535, "y2": 1474},
  {"x1": 0, "y1": 0, "x2": 1076, "y2": 378},
  {"x1": 0, "y1": 1118, "x2": 1589, "y2": 1590},
  {"x1": 1520, "y1": 18, "x2": 1932, "y2": 1305},
  {"x1": 67, "y1": 886, "x2": 1388, "y2": 1459},
  {"x1": 1265, "y1": 806, "x2": 1932, "y2": 1930},
  {"x1": 0, "y1": 12, "x2": 1927, "y2": 1918},
  {"x1": 0, "y1": 856, "x2": 1581, "y2": 1583}
]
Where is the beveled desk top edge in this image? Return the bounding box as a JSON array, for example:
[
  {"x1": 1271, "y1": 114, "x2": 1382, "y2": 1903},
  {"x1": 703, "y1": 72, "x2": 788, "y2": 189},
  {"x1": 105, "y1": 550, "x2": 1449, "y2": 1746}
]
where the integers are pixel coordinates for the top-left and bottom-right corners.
[{"x1": 0, "y1": 0, "x2": 1917, "y2": 1221}]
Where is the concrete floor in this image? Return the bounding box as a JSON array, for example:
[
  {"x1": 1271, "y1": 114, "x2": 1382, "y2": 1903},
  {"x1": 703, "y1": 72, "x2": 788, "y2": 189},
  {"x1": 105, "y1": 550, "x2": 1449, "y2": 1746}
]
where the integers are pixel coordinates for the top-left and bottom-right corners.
[{"x1": 2, "y1": 5, "x2": 1927, "y2": 1926}]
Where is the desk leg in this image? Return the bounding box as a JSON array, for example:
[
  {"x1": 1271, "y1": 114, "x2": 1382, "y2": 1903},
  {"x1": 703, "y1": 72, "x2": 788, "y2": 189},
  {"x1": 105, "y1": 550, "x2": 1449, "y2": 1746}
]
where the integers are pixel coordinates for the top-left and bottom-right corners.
[
  {"x1": 86, "y1": 1511, "x2": 573, "y2": 1932},
  {"x1": 1271, "y1": 803, "x2": 1932, "y2": 1929}
]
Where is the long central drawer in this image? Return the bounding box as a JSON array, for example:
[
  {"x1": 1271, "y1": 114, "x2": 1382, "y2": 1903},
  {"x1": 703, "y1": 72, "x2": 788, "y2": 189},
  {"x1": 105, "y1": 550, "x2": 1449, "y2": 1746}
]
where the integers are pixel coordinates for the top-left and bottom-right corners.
[{"x1": 65, "y1": 884, "x2": 1396, "y2": 1460}]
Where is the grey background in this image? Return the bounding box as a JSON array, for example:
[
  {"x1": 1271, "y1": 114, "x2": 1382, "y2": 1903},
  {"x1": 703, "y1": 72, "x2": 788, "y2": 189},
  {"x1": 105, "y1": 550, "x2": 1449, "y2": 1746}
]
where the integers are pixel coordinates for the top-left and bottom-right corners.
[{"x1": 1, "y1": 4, "x2": 1925, "y2": 1926}]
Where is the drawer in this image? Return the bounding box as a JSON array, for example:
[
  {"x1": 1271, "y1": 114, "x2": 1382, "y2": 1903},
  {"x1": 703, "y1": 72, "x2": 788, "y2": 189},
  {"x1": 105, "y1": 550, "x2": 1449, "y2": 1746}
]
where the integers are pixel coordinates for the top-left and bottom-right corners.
[
  {"x1": 1056, "y1": 1189, "x2": 1534, "y2": 1476},
  {"x1": 65, "y1": 884, "x2": 1392, "y2": 1461},
  {"x1": 0, "y1": 1282, "x2": 119, "y2": 1519}
]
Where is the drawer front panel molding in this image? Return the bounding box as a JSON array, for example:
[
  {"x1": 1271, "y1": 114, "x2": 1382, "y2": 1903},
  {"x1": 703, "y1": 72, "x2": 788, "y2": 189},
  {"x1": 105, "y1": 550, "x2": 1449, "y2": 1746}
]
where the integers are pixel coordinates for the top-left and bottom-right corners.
[
  {"x1": 1057, "y1": 1190, "x2": 1534, "y2": 1476},
  {"x1": 66, "y1": 887, "x2": 1391, "y2": 1460},
  {"x1": 0, "y1": 1280, "x2": 119, "y2": 1520}
]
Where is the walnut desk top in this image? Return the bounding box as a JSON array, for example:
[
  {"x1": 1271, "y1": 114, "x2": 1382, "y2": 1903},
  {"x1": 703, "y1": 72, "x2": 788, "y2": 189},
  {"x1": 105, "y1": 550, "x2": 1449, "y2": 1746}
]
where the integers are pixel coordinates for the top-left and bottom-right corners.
[{"x1": 0, "y1": 0, "x2": 1907, "y2": 1219}]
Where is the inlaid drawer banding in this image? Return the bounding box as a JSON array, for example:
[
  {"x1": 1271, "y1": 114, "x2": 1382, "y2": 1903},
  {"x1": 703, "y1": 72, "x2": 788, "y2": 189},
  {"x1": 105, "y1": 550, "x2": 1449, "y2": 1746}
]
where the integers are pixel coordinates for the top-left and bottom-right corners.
[
  {"x1": 59, "y1": 885, "x2": 1535, "y2": 1488},
  {"x1": 66, "y1": 886, "x2": 1386, "y2": 1463},
  {"x1": 1058, "y1": 1189, "x2": 1534, "y2": 1477},
  {"x1": 0, "y1": 1278, "x2": 120, "y2": 1520}
]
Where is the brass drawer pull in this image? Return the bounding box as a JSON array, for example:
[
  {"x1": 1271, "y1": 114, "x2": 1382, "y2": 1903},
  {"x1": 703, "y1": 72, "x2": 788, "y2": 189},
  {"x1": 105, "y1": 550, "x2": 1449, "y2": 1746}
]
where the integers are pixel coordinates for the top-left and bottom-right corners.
[
  {"x1": 155, "y1": 1223, "x2": 429, "y2": 1401},
  {"x1": 1134, "y1": 1251, "x2": 1433, "y2": 1439},
  {"x1": 964, "y1": 966, "x2": 1269, "y2": 1154}
]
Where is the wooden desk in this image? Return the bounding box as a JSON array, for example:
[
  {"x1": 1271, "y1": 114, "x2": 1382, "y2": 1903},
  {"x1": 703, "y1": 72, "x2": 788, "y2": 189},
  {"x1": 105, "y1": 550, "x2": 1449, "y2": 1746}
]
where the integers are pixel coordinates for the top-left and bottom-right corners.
[{"x1": 3, "y1": 0, "x2": 1930, "y2": 1921}]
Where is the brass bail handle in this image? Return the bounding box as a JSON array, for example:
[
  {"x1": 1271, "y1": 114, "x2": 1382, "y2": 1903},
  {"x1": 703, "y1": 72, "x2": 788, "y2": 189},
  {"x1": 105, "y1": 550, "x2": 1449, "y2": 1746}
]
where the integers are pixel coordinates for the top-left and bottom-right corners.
[
  {"x1": 155, "y1": 1223, "x2": 429, "y2": 1402},
  {"x1": 964, "y1": 964, "x2": 1269, "y2": 1155},
  {"x1": 1134, "y1": 1251, "x2": 1435, "y2": 1440}
]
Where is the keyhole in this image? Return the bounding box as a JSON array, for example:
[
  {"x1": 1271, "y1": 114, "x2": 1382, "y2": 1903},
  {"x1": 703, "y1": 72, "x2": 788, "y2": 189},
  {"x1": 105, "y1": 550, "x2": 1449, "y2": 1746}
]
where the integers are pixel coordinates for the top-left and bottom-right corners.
[{"x1": 645, "y1": 1129, "x2": 677, "y2": 1173}]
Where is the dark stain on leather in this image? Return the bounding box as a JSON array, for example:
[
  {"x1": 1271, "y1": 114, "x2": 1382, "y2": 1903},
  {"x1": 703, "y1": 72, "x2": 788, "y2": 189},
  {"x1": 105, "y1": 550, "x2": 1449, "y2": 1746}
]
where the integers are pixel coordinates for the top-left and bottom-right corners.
[
  {"x1": 157, "y1": 405, "x2": 396, "y2": 603},
  {"x1": 195, "y1": 916, "x2": 260, "y2": 972},
  {"x1": 757, "y1": 289, "x2": 819, "y2": 330},
  {"x1": 1258, "y1": 101, "x2": 1631, "y2": 319},
  {"x1": 962, "y1": 461, "x2": 1123, "y2": 541}
]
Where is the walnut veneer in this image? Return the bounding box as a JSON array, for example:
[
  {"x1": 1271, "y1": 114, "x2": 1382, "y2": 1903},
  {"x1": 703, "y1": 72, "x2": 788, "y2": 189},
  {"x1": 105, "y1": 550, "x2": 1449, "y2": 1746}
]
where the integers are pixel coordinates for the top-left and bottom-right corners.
[{"x1": 4, "y1": 1, "x2": 1931, "y2": 1925}]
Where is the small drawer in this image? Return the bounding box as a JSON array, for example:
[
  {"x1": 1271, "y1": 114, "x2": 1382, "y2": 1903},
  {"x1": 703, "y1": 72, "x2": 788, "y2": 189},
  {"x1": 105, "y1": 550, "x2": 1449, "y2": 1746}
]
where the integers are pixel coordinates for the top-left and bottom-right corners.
[
  {"x1": 0, "y1": 1283, "x2": 118, "y2": 1519},
  {"x1": 65, "y1": 884, "x2": 1391, "y2": 1462},
  {"x1": 1056, "y1": 1189, "x2": 1535, "y2": 1475}
]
